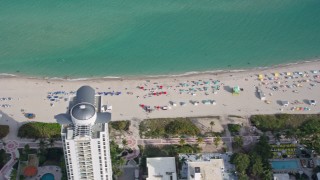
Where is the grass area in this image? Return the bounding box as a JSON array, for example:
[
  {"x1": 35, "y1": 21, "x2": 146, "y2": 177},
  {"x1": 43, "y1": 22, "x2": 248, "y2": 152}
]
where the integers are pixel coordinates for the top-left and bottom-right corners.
[
  {"x1": 139, "y1": 117, "x2": 200, "y2": 138},
  {"x1": 227, "y1": 124, "x2": 241, "y2": 135},
  {"x1": 250, "y1": 114, "x2": 320, "y2": 132},
  {"x1": 18, "y1": 122, "x2": 61, "y2": 139}
]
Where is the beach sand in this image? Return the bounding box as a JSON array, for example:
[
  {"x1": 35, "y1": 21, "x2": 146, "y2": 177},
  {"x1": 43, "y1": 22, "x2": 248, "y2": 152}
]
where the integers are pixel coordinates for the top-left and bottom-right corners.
[{"x1": 0, "y1": 61, "x2": 319, "y2": 123}]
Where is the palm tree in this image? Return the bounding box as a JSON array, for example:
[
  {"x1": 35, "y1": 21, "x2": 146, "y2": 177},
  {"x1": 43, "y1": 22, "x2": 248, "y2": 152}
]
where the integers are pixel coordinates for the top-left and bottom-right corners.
[
  {"x1": 179, "y1": 138, "x2": 186, "y2": 146},
  {"x1": 233, "y1": 136, "x2": 243, "y2": 149},
  {"x1": 38, "y1": 139, "x2": 48, "y2": 154},
  {"x1": 214, "y1": 136, "x2": 221, "y2": 148},
  {"x1": 48, "y1": 138, "x2": 55, "y2": 147},
  {"x1": 196, "y1": 137, "x2": 204, "y2": 144},
  {"x1": 210, "y1": 121, "x2": 215, "y2": 132},
  {"x1": 275, "y1": 133, "x2": 281, "y2": 142},
  {"x1": 122, "y1": 139, "x2": 128, "y2": 147},
  {"x1": 24, "y1": 144, "x2": 30, "y2": 155}
]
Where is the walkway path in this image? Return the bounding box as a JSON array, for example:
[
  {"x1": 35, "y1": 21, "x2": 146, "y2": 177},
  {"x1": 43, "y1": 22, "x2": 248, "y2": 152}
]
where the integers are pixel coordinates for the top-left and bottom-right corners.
[
  {"x1": 0, "y1": 140, "x2": 19, "y2": 180},
  {"x1": 137, "y1": 136, "x2": 261, "y2": 146}
]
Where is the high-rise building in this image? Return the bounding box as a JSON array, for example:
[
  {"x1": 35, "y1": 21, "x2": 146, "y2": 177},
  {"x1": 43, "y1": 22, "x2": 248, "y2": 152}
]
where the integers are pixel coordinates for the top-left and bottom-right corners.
[{"x1": 56, "y1": 86, "x2": 112, "y2": 180}]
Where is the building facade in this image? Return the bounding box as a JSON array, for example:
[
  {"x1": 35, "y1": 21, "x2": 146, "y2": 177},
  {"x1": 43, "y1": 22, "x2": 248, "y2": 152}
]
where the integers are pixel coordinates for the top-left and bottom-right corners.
[{"x1": 57, "y1": 86, "x2": 112, "y2": 180}]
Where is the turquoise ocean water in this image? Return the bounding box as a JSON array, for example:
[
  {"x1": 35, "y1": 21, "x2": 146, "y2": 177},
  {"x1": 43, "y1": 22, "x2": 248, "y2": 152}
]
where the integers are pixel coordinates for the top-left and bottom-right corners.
[{"x1": 1, "y1": 0, "x2": 320, "y2": 78}]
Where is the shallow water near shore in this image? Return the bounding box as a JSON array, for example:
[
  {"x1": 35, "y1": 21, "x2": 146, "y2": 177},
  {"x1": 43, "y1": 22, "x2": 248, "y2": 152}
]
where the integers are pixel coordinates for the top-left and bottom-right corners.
[{"x1": 1, "y1": 0, "x2": 320, "y2": 78}]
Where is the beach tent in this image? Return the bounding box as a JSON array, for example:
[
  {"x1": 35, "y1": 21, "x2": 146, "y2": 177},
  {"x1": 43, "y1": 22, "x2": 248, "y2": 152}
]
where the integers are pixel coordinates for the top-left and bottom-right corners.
[
  {"x1": 233, "y1": 86, "x2": 240, "y2": 95},
  {"x1": 286, "y1": 72, "x2": 291, "y2": 76},
  {"x1": 25, "y1": 113, "x2": 35, "y2": 119},
  {"x1": 274, "y1": 72, "x2": 279, "y2": 78}
]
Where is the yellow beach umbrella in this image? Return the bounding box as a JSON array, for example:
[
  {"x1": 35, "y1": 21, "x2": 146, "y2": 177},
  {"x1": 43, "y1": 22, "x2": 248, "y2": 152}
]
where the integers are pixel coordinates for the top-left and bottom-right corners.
[{"x1": 258, "y1": 74, "x2": 264, "y2": 80}]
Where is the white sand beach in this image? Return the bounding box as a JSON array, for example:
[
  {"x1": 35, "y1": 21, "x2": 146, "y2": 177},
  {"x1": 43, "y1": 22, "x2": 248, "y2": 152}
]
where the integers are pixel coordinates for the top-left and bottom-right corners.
[{"x1": 0, "y1": 61, "x2": 319, "y2": 123}]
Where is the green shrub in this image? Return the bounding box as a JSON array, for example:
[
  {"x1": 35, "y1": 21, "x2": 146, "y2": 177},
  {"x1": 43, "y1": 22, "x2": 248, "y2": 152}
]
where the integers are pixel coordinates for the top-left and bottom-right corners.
[
  {"x1": 140, "y1": 118, "x2": 200, "y2": 138},
  {"x1": 18, "y1": 122, "x2": 61, "y2": 139},
  {"x1": 228, "y1": 124, "x2": 241, "y2": 135},
  {"x1": 165, "y1": 120, "x2": 200, "y2": 136},
  {"x1": 250, "y1": 114, "x2": 320, "y2": 132},
  {"x1": 110, "y1": 121, "x2": 130, "y2": 131}
]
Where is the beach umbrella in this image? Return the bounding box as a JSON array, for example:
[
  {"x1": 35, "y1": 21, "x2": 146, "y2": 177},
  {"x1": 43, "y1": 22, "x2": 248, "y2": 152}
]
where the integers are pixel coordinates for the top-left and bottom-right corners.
[
  {"x1": 163, "y1": 91, "x2": 167, "y2": 94},
  {"x1": 258, "y1": 74, "x2": 264, "y2": 81}
]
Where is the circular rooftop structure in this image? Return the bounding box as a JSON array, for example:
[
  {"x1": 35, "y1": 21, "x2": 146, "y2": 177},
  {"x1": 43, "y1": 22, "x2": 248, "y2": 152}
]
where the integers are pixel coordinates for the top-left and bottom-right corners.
[{"x1": 71, "y1": 103, "x2": 96, "y2": 120}]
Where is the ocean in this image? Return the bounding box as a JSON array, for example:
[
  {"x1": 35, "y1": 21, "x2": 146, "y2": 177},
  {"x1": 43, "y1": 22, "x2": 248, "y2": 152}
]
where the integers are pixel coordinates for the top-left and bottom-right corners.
[{"x1": 1, "y1": 0, "x2": 320, "y2": 78}]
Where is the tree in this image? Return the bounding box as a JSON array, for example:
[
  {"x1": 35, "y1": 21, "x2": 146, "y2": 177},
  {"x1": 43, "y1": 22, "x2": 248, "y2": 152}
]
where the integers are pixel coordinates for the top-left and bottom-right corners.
[
  {"x1": 210, "y1": 121, "x2": 215, "y2": 131},
  {"x1": 230, "y1": 153, "x2": 250, "y2": 175},
  {"x1": 228, "y1": 124, "x2": 241, "y2": 135},
  {"x1": 233, "y1": 136, "x2": 243, "y2": 149},
  {"x1": 214, "y1": 136, "x2": 221, "y2": 148},
  {"x1": 122, "y1": 139, "x2": 128, "y2": 147},
  {"x1": 179, "y1": 138, "x2": 186, "y2": 146},
  {"x1": 0, "y1": 125, "x2": 9, "y2": 139},
  {"x1": 38, "y1": 139, "x2": 48, "y2": 154},
  {"x1": 196, "y1": 137, "x2": 204, "y2": 144},
  {"x1": 24, "y1": 144, "x2": 30, "y2": 155},
  {"x1": 254, "y1": 135, "x2": 272, "y2": 162},
  {"x1": 110, "y1": 141, "x2": 126, "y2": 179},
  {"x1": 275, "y1": 132, "x2": 281, "y2": 141},
  {"x1": 49, "y1": 138, "x2": 55, "y2": 147},
  {"x1": 251, "y1": 156, "x2": 264, "y2": 177}
]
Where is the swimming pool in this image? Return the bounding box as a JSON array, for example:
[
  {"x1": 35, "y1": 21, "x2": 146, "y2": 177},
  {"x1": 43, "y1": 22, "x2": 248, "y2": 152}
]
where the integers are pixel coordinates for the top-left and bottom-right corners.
[
  {"x1": 41, "y1": 173, "x2": 54, "y2": 180},
  {"x1": 271, "y1": 160, "x2": 299, "y2": 170}
]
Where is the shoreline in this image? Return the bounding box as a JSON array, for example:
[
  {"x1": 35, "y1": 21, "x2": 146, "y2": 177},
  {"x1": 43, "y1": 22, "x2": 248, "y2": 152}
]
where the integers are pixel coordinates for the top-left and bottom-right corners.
[{"x1": 0, "y1": 58, "x2": 319, "y2": 82}]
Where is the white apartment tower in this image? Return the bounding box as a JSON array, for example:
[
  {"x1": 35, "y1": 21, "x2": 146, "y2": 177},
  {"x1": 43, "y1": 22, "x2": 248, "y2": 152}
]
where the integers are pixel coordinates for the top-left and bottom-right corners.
[{"x1": 56, "y1": 86, "x2": 112, "y2": 180}]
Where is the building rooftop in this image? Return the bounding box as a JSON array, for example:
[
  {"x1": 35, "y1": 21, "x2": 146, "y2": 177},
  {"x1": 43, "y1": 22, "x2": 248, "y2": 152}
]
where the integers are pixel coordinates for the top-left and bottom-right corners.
[
  {"x1": 71, "y1": 103, "x2": 96, "y2": 120},
  {"x1": 188, "y1": 159, "x2": 224, "y2": 180},
  {"x1": 179, "y1": 153, "x2": 235, "y2": 180},
  {"x1": 76, "y1": 86, "x2": 95, "y2": 105},
  {"x1": 273, "y1": 173, "x2": 290, "y2": 180},
  {"x1": 146, "y1": 157, "x2": 177, "y2": 180}
]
